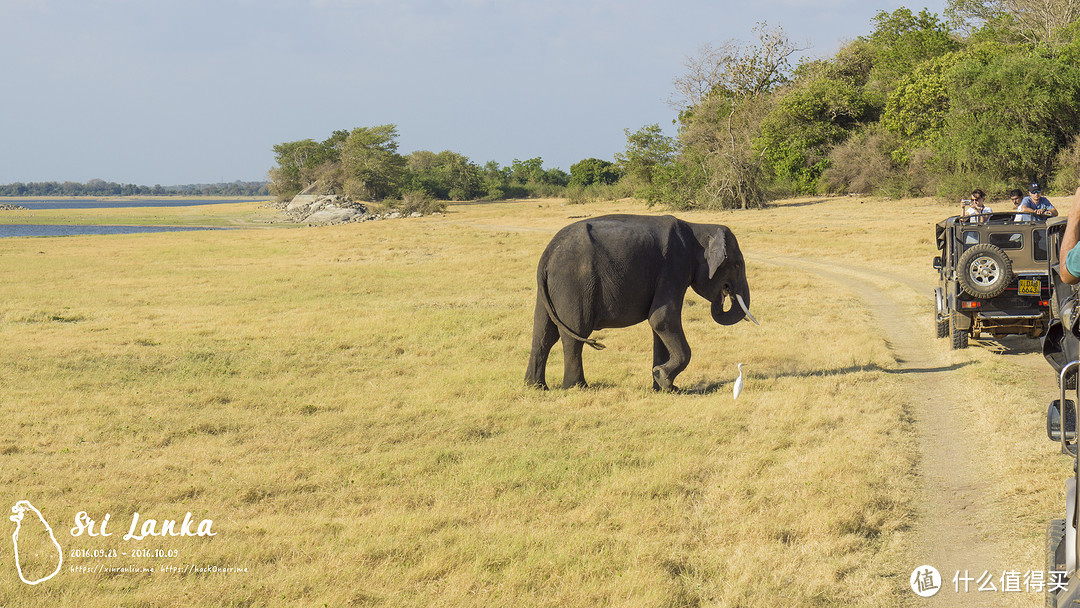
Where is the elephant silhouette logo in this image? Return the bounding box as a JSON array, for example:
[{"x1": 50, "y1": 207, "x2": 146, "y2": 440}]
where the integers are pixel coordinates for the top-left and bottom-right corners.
[{"x1": 10, "y1": 501, "x2": 63, "y2": 585}]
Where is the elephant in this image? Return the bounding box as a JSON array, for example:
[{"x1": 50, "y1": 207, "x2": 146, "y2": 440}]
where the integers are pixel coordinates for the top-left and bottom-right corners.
[{"x1": 524, "y1": 214, "x2": 756, "y2": 391}]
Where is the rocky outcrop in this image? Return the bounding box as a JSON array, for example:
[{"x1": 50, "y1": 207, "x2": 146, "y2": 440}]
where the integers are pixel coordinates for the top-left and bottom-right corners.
[
  {"x1": 284, "y1": 194, "x2": 367, "y2": 225},
  {"x1": 282, "y1": 192, "x2": 439, "y2": 225}
]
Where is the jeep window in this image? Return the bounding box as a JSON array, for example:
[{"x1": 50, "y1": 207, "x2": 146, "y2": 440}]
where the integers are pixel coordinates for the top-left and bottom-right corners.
[
  {"x1": 988, "y1": 232, "x2": 1023, "y2": 249},
  {"x1": 963, "y1": 231, "x2": 979, "y2": 246},
  {"x1": 1035, "y1": 229, "x2": 1048, "y2": 261}
]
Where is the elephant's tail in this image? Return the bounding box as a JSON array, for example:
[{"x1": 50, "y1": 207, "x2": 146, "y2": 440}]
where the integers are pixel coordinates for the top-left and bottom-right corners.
[{"x1": 539, "y1": 272, "x2": 605, "y2": 351}]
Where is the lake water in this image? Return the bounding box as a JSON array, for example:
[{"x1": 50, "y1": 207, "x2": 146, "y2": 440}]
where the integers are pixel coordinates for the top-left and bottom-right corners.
[
  {"x1": 6, "y1": 198, "x2": 267, "y2": 210},
  {"x1": 0, "y1": 225, "x2": 234, "y2": 238},
  {"x1": 0, "y1": 198, "x2": 261, "y2": 238}
]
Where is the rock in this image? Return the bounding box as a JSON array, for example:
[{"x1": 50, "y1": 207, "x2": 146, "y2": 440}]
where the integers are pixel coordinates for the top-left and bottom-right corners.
[
  {"x1": 281, "y1": 190, "x2": 438, "y2": 225},
  {"x1": 286, "y1": 194, "x2": 321, "y2": 213},
  {"x1": 305, "y1": 208, "x2": 360, "y2": 224},
  {"x1": 284, "y1": 191, "x2": 369, "y2": 225}
]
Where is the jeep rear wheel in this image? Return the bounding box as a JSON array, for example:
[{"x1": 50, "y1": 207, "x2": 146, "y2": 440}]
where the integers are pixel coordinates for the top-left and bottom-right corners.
[
  {"x1": 951, "y1": 317, "x2": 968, "y2": 349},
  {"x1": 957, "y1": 244, "x2": 1013, "y2": 299},
  {"x1": 951, "y1": 327, "x2": 968, "y2": 349},
  {"x1": 1047, "y1": 519, "x2": 1066, "y2": 608},
  {"x1": 936, "y1": 316, "x2": 949, "y2": 338}
]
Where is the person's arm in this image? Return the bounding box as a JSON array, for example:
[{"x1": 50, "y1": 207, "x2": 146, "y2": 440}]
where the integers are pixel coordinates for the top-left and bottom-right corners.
[
  {"x1": 1046, "y1": 204, "x2": 1060, "y2": 217},
  {"x1": 1059, "y1": 188, "x2": 1080, "y2": 284}
]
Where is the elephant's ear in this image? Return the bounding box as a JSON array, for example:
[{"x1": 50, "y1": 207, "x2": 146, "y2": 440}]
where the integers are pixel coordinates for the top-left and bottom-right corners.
[{"x1": 705, "y1": 228, "x2": 728, "y2": 279}]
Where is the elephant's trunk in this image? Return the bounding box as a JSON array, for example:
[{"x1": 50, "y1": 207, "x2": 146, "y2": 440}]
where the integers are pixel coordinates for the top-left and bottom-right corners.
[{"x1": 711, "y1": 286, "x2": 755, "y2": 326}]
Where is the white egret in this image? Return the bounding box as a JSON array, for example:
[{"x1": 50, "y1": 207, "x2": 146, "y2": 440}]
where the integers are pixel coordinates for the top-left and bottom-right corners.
[{"x1": 733, "y1": 363, "x2": 744, "y2": 399}]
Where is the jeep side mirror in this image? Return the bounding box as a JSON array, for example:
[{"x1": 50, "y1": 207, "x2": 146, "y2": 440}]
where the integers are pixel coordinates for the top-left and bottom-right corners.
[
  {"x1": 933, "y1": 256, "x2": 943, "y2": 270},
  {"x1": 1048, "y1": 399, "x2": 1076, "y2": 442}
]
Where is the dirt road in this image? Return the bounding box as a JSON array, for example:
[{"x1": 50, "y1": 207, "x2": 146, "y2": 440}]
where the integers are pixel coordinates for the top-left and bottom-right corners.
[{"x1": 760, "y1": 254, "x2": 1054, "y2": 607}]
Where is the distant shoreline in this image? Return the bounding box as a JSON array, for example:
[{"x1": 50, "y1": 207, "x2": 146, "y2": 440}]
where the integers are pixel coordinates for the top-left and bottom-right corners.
[{"x1": 0, "y1": 195, "x2": 270, "y2": 201}]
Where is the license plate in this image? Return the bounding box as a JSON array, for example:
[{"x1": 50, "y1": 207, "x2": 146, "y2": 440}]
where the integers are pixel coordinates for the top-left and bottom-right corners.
[{"x1": 1018, "y1": 279, "x2": 1041, "y2": 296}]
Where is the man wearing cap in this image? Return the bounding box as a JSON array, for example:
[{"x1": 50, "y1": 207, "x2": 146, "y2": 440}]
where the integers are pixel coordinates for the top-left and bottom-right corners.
[{"x1": 1017, "y1": 183, "x2": 1057, "y2": 221}]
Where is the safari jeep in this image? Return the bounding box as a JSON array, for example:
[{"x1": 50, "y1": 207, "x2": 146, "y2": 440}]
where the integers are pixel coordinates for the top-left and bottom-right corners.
[{"x1": 934, "y1": 211, "x2": 1051, "y2": 349}]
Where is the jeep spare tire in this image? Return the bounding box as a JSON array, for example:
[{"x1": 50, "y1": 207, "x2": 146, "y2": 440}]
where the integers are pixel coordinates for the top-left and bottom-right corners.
[{"x1": 957, "y1": 243, "x2": 1013, "y2": 298}]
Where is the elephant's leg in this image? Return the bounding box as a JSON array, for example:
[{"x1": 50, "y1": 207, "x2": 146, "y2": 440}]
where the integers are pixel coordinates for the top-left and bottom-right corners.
[
  {"x1": 648, "y1": 305, "x2": 690, "y2": 392},
  {"x1": 525, "y1": 299, "x2": 559, "y2": 389},
  {"x1": 560, "y1": 330, "x2": 588, "y2": 389},
  {"x1": 652, "y1": 332, "x2": 670, "y2": 391}
]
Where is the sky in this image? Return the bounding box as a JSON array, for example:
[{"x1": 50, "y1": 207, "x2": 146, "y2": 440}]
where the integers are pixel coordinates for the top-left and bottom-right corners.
[{"x1": 0, "y1": 0, "x2": 949, "y2": 186}]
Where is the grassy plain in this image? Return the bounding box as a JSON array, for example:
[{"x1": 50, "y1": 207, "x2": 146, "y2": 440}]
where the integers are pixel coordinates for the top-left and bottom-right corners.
[{"x1": 0, "y1": 196, "x2": 1063, "y2": 606}]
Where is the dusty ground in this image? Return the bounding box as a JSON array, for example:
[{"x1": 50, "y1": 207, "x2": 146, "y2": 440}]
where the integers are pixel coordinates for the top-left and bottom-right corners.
[{"x1": 763, "y1": 254, "x2": 1052, "y2": 607}]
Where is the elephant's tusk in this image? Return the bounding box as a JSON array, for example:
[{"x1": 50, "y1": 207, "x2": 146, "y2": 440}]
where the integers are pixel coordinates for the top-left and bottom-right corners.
[{"x1": 735, "y1": 293, "x2": 759, "y2": 325}]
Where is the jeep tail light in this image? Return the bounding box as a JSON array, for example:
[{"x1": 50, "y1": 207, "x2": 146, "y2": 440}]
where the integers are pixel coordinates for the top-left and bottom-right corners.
[
  {"x1": 960, "y1": 301, "x2": 981, "y2": 309},
  {"x1": 1041, "y1": 300, "x2": 1050, "y2": 307}
]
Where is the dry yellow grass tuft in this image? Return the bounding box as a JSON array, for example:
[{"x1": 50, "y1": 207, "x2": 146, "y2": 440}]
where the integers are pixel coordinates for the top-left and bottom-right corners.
[{"x1": 0, "y1": 194, "x2": 1062, "y2": 606}]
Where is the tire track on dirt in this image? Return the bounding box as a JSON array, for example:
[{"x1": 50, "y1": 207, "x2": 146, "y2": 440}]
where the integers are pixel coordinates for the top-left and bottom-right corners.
[{"x1": 758, "y1": 254, "x2": 1020, "y2": 606}]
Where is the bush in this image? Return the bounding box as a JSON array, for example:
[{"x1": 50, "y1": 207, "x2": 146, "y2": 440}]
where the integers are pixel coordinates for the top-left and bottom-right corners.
[
  {"x1": 1051, "y1": 134, "x2": 1080, "y2": 195},
  {"x1": 399, "y1": 190, "x2": 447, "y2": 215},
  {"x1": 821, "y1": 128, "x2": 896, "y2": 195},
  {"x1": 565, "y1": 186, "x2": 590, "y2": 205},
  {"x1": 932, "y1": 169, "x2": 1011, "y2": 204}
]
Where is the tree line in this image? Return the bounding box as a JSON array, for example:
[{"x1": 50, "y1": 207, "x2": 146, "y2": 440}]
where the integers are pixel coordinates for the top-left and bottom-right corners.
[
  {"x1": 267, "y1": 125, "x2": 621, "y2": 203},
  {"x1": 635, "y1": 0, "x2": 1080, "y2": 209},
  {"x1": 0, "y1": 179, "x2": 269, "y2": 197}
]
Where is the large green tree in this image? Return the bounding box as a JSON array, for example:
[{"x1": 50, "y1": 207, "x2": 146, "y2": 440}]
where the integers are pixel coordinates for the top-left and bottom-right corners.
[
  {"x1": 268, "y1": 130, "x2": 348, "y2": 200},
  {"x1": 341, "y1": 125, "x2": 406, "y2": 201},
  {"x1": 863, "y1": 8, "x2": 959, "y2": 100},
  {"x1": 405, "y1": 150, "x2": 484, "y2": 200},
  {"x1": 756, "y1": 63, "x2": 875, "y2": 193},
  {"x1": 935, "y1": 46, "x2": 1080, "y2": 181},
  {"x1": 569, "y1": 158, "x2": 621, "y2": 187},
  {"x1": 881, "y1": 53, "x2": 961, "y2": 159},
  {"x1": 615, "y1": 124, "x2": 679, "y2": 196}
]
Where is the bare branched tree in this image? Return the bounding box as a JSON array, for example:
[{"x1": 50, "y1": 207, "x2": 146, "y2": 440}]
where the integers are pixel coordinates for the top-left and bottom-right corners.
[
  {"x1": 668, "y1": 42, "x2": 738, "y2": 110},
  {"x1": 666, "y1": 23, "x2": 807, "y2": 209},
  {"x1": 668, "y1": 23, "x2": 807, "y2": 110},
  {"x1": 946, "y1": 0, "x2": 1080, "y2": 45}
]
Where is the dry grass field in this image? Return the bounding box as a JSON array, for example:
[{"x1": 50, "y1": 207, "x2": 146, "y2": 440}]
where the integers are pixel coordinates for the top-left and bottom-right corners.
[{"x1": 0, "y1": 195, "x2": 1065, "y2": 606}]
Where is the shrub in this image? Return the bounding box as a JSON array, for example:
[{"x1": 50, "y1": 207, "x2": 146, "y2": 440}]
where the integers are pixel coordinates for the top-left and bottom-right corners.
[
  {"x1": 1051, "y1": 134, "x2": 1080, "y2": 195},
  {"x1": 821, "y1": 129, "x2": 894, "y2": 195},
  {"x1": 565, "y1": 186, "x2": 590, "y2": 205},
  {"x1": 399, "y1": 190, "x2": 447, "y2": 215}
]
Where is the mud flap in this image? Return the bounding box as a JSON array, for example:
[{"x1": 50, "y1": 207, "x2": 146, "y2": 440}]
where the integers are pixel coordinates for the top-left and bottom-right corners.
[{"x1": 951, "y1": 311, "x2": 972, "y2": 330}]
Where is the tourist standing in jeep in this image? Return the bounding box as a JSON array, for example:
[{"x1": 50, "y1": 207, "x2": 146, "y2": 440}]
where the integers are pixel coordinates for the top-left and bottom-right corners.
[
  {"x1": 962, "y1": 189, "x2": 992, "y2": 222},
  {"x1": 1018, "y1": 183, "x2": 1058, "y2": 221}
]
